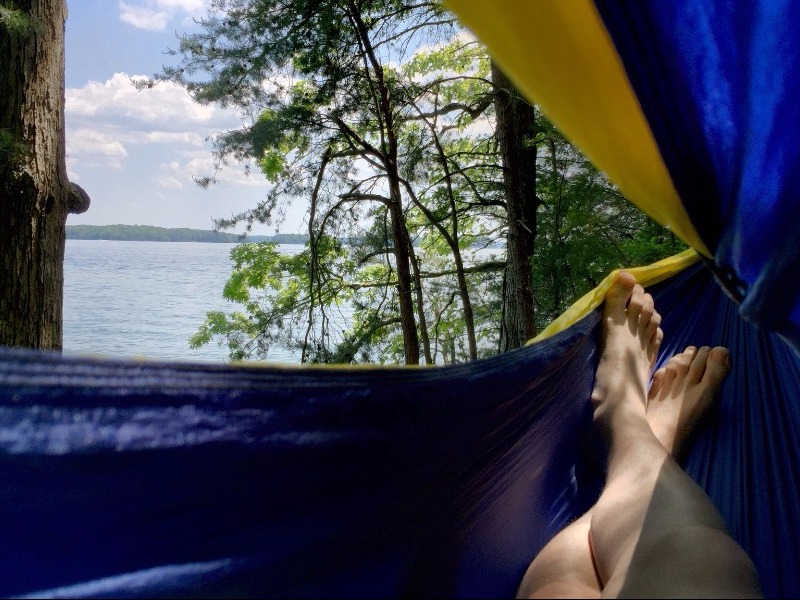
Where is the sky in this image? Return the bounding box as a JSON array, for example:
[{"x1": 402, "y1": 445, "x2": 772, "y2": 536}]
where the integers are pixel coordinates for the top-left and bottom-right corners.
[{"x1": 64, "y1": 0, "x2": 300, "y2": 235}]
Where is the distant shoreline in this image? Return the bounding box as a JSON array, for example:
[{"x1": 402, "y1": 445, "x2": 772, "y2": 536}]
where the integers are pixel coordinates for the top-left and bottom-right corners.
[{"x1": 66, "y1": 224, "x2": 308, "y2": 245}]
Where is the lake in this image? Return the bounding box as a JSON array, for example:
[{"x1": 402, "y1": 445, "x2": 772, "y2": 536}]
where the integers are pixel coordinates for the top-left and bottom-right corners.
[{"x1": 63, "y1": 239, "x2": 305, "y2": 363}]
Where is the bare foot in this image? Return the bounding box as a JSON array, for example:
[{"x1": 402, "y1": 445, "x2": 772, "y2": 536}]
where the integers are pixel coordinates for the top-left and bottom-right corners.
[
  {"x1": 646, "y1": 345, "x2": 730, "y2": 457},
  {"x1": 591, "y1": 272, "x2": 663, "y2": 430}
]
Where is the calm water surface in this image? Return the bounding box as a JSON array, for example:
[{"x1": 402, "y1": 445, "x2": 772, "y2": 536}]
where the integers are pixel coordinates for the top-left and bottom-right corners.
[{"x1": 63, "y1": 240, "x2": 304, "y2": 362}]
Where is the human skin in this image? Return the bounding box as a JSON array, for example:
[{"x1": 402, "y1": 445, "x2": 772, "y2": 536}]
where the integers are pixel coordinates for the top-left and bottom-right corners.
[{"x1": 518, "y1": 272, "x2": 761, "y2": 599}]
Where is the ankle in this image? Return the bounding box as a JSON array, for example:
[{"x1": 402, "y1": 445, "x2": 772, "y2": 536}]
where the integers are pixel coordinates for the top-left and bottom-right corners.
[
  {"x1": 594, "y1": 392, "x2": 647, "y2": 430},
  {"x1": 607, "y1": 407, "x2": 658, "y2": 454}
]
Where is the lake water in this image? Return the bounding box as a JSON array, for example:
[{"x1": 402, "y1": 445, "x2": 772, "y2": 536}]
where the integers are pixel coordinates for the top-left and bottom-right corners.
[{"x1": 63, "y1": 240, "x2": 305, "y2": 363}]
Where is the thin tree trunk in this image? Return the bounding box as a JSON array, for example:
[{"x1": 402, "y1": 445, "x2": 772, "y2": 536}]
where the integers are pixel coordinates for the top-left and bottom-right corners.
[
  {"x1": 492, "y1": 61, "x2": 538, "y2": 351},
  {"x1": 302, "y1": 148, "x2": 331, "y2": 363},
  {"x1": 0, "y1": 0, "x2": 89, "y2": 350},
  {"x1": 429, "y1": 124, "x2": 478, "y2": 360},
  {"x1": 386, "y1": 186, "x2": 420, "y2": 364},
  {"x1": 408, "y1": 245, "x2": 434, "y2": 364},
  {"x1": 347, "y1": 2, "x2": 420, "y2": 364}
]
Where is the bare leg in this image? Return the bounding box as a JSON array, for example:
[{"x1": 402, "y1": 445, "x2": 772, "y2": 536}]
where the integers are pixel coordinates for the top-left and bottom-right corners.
[
  {"x1": 589, "y1": 273, "x2": 761, "y2": 598},
  {"x1": 516, "y1": 510, "x2": 601, "y2": 599},
  {"x1": 517, "y1": 274, "x2": 664, "y2": 599},
  {"x1": 518, "y1": 273, "x2": 760, "y2": 598}
]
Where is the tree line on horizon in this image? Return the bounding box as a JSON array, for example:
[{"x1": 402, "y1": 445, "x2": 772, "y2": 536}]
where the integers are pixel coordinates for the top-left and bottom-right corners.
[{"x1": 66, "y1": 224, "x2": 309, "y2": 244}]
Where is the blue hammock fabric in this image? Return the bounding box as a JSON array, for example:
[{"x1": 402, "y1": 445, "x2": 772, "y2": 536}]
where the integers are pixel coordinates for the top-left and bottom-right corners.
[
  {"x1": 0, "y1": 314, "x2": 598, "y2": 598},
  {"x1": 2, "y1": 264, "x2": 799, "y2": 598},
  {"x1": 595, "y1": 0, "x2": 800, "y2": 348}
]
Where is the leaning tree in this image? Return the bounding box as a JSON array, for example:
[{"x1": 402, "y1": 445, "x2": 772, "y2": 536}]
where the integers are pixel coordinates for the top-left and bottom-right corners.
[{"x1": 0, "y1": 1, "x2": 89, "y2": 349}]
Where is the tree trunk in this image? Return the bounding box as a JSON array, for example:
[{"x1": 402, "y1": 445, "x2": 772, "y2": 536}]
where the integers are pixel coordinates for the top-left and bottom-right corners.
[
  {"x1": 493, "y1": 61, "x2": 538, "y2": 351},
  {"x1": 434, "y1": 129, "x2": 478, "y2": 361},
  {"x1": 346, "y1": 2, "x2": 419, "y2": 364},
  {"x1": 408, "y1": 245, "x2": 434, "y2": 364},
  {"x1": 0, "y1": 0, "x2": 89, "y2": 350},
  {"x1": 387, "y1": 184, "x2": 420, "y2": 364}
]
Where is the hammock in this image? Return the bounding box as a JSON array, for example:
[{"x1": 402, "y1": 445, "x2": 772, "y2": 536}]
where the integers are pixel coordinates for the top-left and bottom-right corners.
[
  {"x1": 2, "y1": 264, "x2": 798, "y2": 598},
  {"x1": 2, "y1": 1, "x2": 800, "y2": 597}
]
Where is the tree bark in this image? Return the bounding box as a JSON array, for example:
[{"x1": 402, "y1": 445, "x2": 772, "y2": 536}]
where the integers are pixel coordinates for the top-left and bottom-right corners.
[
  {"x1": 492, "y1": 61, "x2": 538, "y2": 351},
  {"x1": 386, "y1": 184, "x2": 421, "y2": 364},
  {"x1": 0, "y1": 0, "x2": 89, "y2": 350}
]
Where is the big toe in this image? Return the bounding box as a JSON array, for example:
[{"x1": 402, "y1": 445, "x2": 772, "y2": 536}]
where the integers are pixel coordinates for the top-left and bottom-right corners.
[
  {"x1": 702, "y1": 346, "x2": 731, "y2": 389},
  {"x1": 604, "y1": 271, "x2": 636, "y2": 320}
]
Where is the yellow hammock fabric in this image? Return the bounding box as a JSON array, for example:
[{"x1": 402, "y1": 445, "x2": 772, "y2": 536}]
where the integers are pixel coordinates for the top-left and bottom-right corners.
[{"x1": 533, "y1": 249, "x2": 699, "y2": 342}]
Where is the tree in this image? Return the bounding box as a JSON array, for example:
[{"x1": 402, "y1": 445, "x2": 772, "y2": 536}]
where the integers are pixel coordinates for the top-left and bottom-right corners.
[
  {"x1": 173, "y1": 7, "x2": 516, "y2": 364},
  {"x1": 492, "y1": 62, "x2": 538, "y2": 351},
  {"x1": 0, "y1": 0, "x2": 89, "y2": 350},
  {"x1": 162, "y1": 0, "x2": 464, "y2": 364},
  {"x1": 399, "y1": 35, "x2": 499, "y2": 361}
]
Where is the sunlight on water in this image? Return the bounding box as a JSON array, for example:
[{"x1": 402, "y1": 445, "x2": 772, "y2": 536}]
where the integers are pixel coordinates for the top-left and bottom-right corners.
[{"x1": 63, "y1": 240, "x2": 305, "y2": 363}]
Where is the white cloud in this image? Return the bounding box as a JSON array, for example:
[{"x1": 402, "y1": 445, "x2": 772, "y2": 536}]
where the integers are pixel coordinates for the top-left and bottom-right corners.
[
  {"x1": 119, "y1": 2, "x2": 170, "y2": 31},
  {"x1": 67, "y1": 129, "x2": 129, "y2": 169},
  {"x1": 66, "y1": 156, "x2": 81, "y2": 182},
  {"x1": 179, "y1": 150, "x2": 264, "y2": 188},
  {"x1": 157, "y1": 0, "x2": 205, "y2": 11},
  {"x1": 67, "y1": 73, "x2": 218, "y2": 126},
  {"x1": 145, "y1": 131, "x2": 205, "y2": 145},
  {"x1": 119, "y1": 0, "x2": 208, "y2": 30},
  {"x1": 64, "y1": 68, "x2": 264, "y2": 223},
  {"x1": 65, "y1": 73, "x2": 244, "y2": 183}
]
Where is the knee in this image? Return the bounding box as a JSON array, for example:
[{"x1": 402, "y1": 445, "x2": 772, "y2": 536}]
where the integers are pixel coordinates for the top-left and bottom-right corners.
[{"x1": 619, "y1": 526, "x2": 762, "y2": 598}]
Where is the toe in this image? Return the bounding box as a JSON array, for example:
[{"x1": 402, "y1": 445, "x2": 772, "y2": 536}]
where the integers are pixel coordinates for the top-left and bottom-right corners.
[
  {"x1": 676, "y1": 346, "x2": 696, "y2": 368},
  {"x1": 649, "y1": 367, "x2": 665, "y2": 401},
  {"x1": 702, "y1": 346, "x2": 731, "y2": 387},
  {"x1": 648, "y1": 327, "x2": 663, "y2": 369},
  {"x1": 604, "y1": 271, "x2": 636, "y2": 321},
  {"x1": 626, "y1": 284, "x2": 646, "y2": 321},
  {"x1": 665, "y1": 347, "x2": 695, "y2": 386},
  {"x1": 661, "y1": 359, "x2": 678, "y2": 392},
  {"x1": 639, "y1": 293, "x2": 655, "y2": 326},
  {"x1": 688, "y1": 346, "x2": 712, "y2": 383},
  {"x1": 646, "y1": 312, "x2": 662, "y2": 345}
]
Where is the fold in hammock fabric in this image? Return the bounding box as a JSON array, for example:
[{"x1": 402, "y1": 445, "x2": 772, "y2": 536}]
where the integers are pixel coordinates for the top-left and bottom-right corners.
[
  {"x1": 3, "y1": 0, "x2": 800, "y2": 597},
  {"x1": 2, "y1": 264, "x2": 798, "y2": 598}
]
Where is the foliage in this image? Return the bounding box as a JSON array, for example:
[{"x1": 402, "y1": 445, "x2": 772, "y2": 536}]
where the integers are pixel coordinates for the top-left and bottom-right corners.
[
  {"x1": 532, "y1": 122, "x2": 686, "y2": 331},
  {"x1": 0, "y1": 128, "x2": 30, "y2": 176},
  {"x1": 0, "y1": 5, "x2": 40, "y2": 37},
  {"x1": 190, "y1": 239, "x2": 360, "y2": 362},
  {"x1": 169, "y1": 1, "x2": 686, "y2": 363},
  {"x1": 0, "y1": 6, "x2": 40, "y2": 175}
]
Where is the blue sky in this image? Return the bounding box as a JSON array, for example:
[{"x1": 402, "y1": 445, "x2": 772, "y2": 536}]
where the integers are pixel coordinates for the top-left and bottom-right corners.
[{"x1": 64, "y1": 0, "x2": 297, "y2": 235}]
